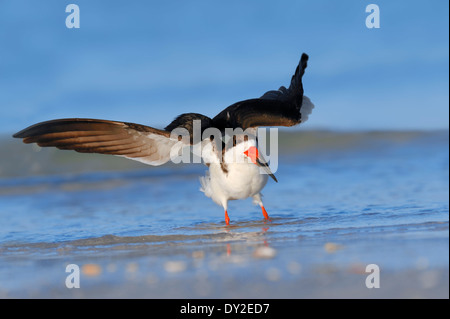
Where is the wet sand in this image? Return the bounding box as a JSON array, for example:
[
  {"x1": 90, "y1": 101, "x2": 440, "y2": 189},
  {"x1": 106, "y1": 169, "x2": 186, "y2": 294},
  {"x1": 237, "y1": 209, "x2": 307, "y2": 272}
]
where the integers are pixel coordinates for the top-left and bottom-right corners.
[
  {"x1": 1, "y1": 223, "x2": 448, "y2": 298},
  {"x1": 0, "y1": 131, "x2": 448, "y2": 299}
]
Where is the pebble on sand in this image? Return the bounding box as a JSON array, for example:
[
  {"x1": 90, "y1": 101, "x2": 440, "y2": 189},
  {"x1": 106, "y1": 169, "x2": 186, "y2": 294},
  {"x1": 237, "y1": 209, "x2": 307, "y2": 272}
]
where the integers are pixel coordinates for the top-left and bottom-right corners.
[
  {"x1": 192, "y1": 250, "x2": 205, "y2": 259},
  {"x1": 348, "y1": 263, "x2": 366, "y2": 274},
  {"x1": 82, "y1": 263, "x2": 102, "y2": 277},
  {"x1": 126, "y1": 262, "x2": 139, "y2": 273},
  {"x1": 253, "y1": 246, "x2": 277, "y2": 259},
  {"x1": 265, "y1": 267, "x2": 281, "y2": 281},
  {"x1": 324, "y1": 242, "x2": 344, "y2": 253},
  {"x1": 164, "y1": 261, "x2": 187, "y2": 273}
]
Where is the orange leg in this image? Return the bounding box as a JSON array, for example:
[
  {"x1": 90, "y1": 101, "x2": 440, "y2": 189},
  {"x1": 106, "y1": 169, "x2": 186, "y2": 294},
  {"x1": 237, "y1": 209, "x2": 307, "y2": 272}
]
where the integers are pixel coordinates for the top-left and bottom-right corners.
[
  {"x1": 225, "y1": 210, "x2": 230, "y2": 225},
  {"x1": 261, "y1": 206, "x2": 271, "y2": 221}
]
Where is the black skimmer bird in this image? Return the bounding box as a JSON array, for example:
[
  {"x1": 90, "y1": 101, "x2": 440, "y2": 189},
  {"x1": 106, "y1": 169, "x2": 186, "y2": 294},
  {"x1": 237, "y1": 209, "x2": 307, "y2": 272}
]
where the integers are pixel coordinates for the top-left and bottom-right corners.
[{"x1": 13, "y1": 53, "x2": 314, "y2": 225}]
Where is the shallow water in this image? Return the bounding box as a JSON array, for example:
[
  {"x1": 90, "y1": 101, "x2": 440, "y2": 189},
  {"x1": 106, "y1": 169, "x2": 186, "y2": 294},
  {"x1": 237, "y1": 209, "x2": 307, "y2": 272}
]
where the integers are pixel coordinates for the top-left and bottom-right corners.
[{"x1": 0, "y1": 130, "x2": 448, "y2": 298}]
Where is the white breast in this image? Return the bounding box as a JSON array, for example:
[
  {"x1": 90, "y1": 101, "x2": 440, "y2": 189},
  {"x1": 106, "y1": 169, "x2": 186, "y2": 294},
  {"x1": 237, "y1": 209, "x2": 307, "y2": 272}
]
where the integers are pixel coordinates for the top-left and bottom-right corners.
[{"x1": 199, "y1": 139, "x2": 268, "y2": 207}]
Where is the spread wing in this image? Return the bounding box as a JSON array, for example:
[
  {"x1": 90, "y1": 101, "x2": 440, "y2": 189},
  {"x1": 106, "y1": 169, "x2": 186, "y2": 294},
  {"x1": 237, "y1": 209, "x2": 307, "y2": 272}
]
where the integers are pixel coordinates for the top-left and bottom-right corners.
[
  {"x1": 211, "y1": 53, "x2": 313, "y2": 130},
  {"x1": 13, "y1": 118, "x2": 183, "y2": 166},
  {"x1": 13, "y1": 53, "x2": 314, "y2": 167}
]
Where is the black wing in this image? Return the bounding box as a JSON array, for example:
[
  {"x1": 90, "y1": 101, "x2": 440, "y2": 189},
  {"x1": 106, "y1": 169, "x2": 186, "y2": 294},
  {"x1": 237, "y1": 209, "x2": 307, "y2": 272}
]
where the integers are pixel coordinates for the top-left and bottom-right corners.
[
  {"x1": 211, "y1": 53, "x2": 312, "y2": 130},
  {"x1": 13, "y1": 53, "x2": 313, "y2": 164},
  {"x1": 13, "y1": 118, "x2": 181, "y2": 166}
]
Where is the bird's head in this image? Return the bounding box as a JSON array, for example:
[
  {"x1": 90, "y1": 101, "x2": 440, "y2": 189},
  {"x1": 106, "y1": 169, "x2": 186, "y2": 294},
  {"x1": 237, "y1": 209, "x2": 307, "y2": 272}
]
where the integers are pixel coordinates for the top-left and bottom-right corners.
[{"x1": 243, "y1": 146, "x2": 277, "y2": 182}]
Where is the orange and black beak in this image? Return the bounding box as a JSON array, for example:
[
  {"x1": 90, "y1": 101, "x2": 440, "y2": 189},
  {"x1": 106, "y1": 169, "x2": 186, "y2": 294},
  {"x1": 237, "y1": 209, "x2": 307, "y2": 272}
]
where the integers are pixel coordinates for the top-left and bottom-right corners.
[{"x1": 244, "y1": 146, "x2": 278, "y2": 183}]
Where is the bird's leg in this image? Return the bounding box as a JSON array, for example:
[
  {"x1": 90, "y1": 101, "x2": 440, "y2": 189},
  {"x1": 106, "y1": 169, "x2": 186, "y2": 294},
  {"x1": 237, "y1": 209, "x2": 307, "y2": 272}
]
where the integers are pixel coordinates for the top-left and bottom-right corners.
[
  {"x1": 222, "y1": 200, "x2": 230, "y2": 226},
  {"x1": 252, "y1": 193, "x2": 271, "y2": 222},
  {"x1": 225, "y1": 210, "x2": 230, "y2": 225},
  {"x1": 261, "y1": 206, "x2": 271, "y2": 222}
]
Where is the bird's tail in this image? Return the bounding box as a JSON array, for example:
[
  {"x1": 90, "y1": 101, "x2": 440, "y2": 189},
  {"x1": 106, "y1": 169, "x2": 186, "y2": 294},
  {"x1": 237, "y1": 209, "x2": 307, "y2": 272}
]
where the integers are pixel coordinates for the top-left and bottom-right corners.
[
  {"x1": 260, "y1": 53, "x2": 308, "y2": 107},
  {"x1": 288, "y1": 53, "x2": 308, "y2": 97},
  {"x1": 289, "y1": 54, "x2": 313, "y2": 123},
  {"x1": 300, "y1": 95, "x2": 314, "y2": 123}
]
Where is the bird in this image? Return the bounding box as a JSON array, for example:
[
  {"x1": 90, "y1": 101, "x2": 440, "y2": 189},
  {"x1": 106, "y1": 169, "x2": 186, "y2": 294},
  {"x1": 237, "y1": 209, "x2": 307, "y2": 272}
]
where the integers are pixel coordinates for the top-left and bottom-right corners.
[{"x1": 13, "y1": 53, "x2": 314, "y2": 226}]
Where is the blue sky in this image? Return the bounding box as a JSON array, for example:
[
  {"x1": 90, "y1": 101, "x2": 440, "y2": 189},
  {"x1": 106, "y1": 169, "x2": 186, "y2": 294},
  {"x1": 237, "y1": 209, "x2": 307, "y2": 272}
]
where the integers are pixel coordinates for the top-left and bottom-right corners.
[{"x1": 0, "y1": 0, "x2": 448, "y2": 133}]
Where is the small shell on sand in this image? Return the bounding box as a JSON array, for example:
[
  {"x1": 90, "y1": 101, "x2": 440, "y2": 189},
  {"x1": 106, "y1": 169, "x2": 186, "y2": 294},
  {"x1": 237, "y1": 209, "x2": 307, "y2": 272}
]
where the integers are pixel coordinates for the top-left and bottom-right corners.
[
  {"x1": 192, "y1": 250, "x2": 205, "y2": 259},
  {"x1": 265, "y1": 267, "x2": 281, "y2": 281},
  {"x1": 324, "y1": 242, "x2": 344, "y2": 253},
  {"x1": 126, "y1": 262, "x2": 139, "y2": 273},
  {"x1": 164, "y1": 261, "x2": 187, "y2": 273},
  {"x1": 81, "y1": 263, "x2": 102, "y2": 277},
  {"x1": 348, "y1": 263, "x2": 366, "y2": 274},
  {"x1": 253, "y1": 246, "x2": 277, "y2": 259}
]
